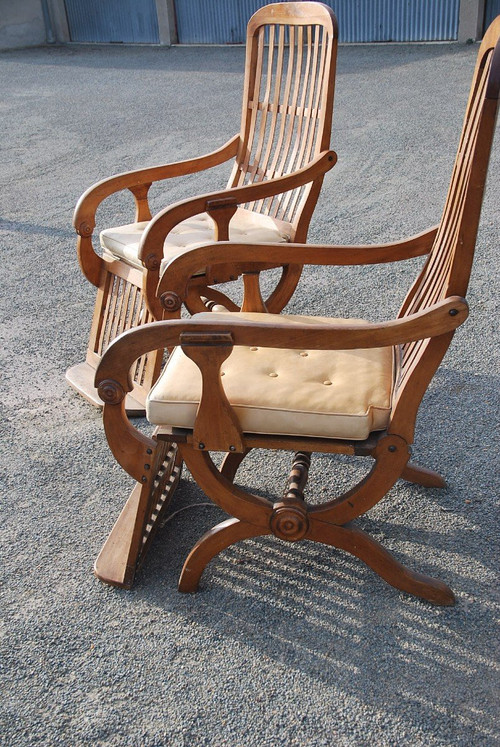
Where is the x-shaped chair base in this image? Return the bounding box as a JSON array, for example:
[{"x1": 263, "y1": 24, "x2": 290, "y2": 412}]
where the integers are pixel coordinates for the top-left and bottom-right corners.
[
  {"x1": 94, "y1": 427, "x2": 454, "y2": 605},
  {"x1": 169, "y1": 437, "x2": 454, "y2": 605}
]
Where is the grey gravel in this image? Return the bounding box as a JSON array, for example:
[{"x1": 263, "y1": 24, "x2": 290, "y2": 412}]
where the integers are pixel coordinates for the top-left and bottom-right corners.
[{"x1": 1, "y1": 41, "x2": 499, "y2": 747}]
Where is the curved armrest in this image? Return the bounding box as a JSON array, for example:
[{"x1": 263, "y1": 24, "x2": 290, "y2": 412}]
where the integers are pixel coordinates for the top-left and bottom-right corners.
[
  {"x1": 138, "y1": 149, "x2": 337, "y2": 269},
  {"x1": 157, "y1": 225, "x2": 439, "y2": 301},
  {"x1": 73, "y1": 135, "x2": 240, "y2": 236}
]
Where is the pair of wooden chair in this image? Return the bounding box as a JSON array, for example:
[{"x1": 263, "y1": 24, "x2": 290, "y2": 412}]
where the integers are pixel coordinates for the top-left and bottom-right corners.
[{"x1": 74, "y1": 6, "x2": 500, "y2": 604}]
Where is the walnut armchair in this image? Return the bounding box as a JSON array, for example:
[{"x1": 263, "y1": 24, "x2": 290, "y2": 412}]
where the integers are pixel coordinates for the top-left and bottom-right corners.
[
  {"x1": 92, "y1": 18, "x2": 499, "y2": 603},
  {"x1": 67, "y1": 2, "x2": 338, "y2": 413}
]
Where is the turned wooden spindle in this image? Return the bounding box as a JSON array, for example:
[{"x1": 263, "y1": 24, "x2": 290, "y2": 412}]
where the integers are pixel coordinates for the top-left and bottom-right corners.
[
  {"x1": 269, "y1": 452, "x2": 312, "y2": 542},
  {"x1": 283, "y1": 451, "x2": 311, "y2": 503}
]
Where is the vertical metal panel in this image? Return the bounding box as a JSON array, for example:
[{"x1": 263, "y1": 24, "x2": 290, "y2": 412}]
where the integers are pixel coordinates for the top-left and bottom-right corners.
[
  {"x1": 484, "y1": 0, "x2": 500, "y2": 30},
  {"x1": 327, "y1": 0, "x2": 460, "y2": 42},
  {"x1": 64, "y1": 0, "x2": 160, "y2": 43},
  {"x1": 174, "y1": 0, "x2": 265, "y2": 43},
  {"x1": 307, "y1": 0, "x2": 460, "y2": 42},
  {"x1": 174, "y1": 0, "x2": 460, "y2": 44}
]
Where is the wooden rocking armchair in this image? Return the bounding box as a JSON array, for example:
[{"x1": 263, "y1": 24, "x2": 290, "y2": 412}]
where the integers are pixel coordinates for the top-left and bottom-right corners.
[
  {"x1": 92, "y1": 19, "x2": 500, "y2": 602},
  {"x1": 67, "y1": 2, "x2": 338, "y2": 413}
]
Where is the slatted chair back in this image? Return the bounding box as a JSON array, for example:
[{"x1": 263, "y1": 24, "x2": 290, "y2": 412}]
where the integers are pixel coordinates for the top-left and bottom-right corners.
[
  {"x1": 393, "y1": 20, "x2": 500, "y2": 440},
  {"x1": 227, "y1": 2, "x2": 337, "y2": 240}
]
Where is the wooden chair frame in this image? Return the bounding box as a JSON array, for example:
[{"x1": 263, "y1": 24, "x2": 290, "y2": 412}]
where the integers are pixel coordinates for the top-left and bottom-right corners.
[
  {"x1": 67, "y1": 2, "x2": 338, "y2": 413},
  {"x1": 92, "y1": 19, "x2": 500, "y2": 603}
]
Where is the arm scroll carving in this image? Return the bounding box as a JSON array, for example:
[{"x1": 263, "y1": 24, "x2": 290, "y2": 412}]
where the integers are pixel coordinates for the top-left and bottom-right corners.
[{"x1": 97, "y1": 379, "x2": 126, "y2": 406}]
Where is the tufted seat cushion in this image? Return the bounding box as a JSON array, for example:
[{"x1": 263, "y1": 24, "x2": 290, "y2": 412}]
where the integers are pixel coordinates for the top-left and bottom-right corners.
[
  {"x1": 147, "y1": 312, "x2": 396, "y2": 441},
  {"x1": 100, "y1": 208, "x2": 292, "y2": 275}
]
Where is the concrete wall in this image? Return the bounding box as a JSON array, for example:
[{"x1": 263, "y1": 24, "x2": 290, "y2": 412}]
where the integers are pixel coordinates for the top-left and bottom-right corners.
[
  {"x1": 458, "y1": 0, "x2": 486, "y2": 40},
  {"x1": 0, "y1": 0, "x2": 47, "y2": 49}
]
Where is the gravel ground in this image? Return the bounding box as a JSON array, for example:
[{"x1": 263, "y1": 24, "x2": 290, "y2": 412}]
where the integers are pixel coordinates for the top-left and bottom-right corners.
[{"x1": 1, "y1": 40, "x2": 499, "y2": 746}]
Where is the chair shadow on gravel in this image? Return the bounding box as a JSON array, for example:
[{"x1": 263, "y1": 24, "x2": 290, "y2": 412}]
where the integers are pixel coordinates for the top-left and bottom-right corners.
[{"x1": 135, "y1": 489, "x2": 498, "y2": 744}]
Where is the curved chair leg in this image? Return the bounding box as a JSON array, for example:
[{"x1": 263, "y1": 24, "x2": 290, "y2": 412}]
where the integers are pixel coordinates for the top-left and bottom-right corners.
[
  {"x1": 401, "y1": 461, "x2": 447, "y2": 488},
  {"x1": 307, "y1": 517, "x2": 455, "y2": 605},
  {"x1": 311, "y1": 434, "x2": 410, "y2": 525},
  {"x1": 220, "y1": 449, "x2": 252, "y2": 482},
  {"x1": 178, "y1": 517, "x2": 270, "y2": 592},
  {"x1": 265, "y1": 264, "x2": 303, "y2": 313}
]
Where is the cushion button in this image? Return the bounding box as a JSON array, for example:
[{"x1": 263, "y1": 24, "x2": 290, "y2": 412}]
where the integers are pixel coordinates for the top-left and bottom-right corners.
[
  {"x1": 323, "y1": 380, "x2": 332, "y2": 386},
  {"x1": 221, "y1": 372, "x2": 225, "y2": 376},
  {"x1": 250, "y1": 347, "x2": 258, "y2": 351},
  {"x1": 269, "y1": 372, "x2": 278, "y2": 378},
  {"x1": 299, "y1": 352, "x2": 308, "y2": 357}
]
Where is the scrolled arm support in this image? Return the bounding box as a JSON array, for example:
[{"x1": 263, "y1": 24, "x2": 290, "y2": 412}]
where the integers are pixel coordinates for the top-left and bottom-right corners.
[{"x1": 95, "y1": 324, "x2": 184, "y2": 482}]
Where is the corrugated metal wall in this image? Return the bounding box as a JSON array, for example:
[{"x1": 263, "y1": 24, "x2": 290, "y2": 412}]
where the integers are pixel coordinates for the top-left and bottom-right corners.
[
  {"x1": 174, "y1": 0, "x2": 263, "y2": 43},
  {"x1": 484, "y1": 0, "x2": 500, "y2": 30},
  {"x1": 331, "y1": 0, "x2": 459, "y2": 41},
  {"x1": 64, "y1": 0, "x2": 160, "y2": 43},
  {"x1": 174, "y1": 0, "x2": 460, "y2": 44}
]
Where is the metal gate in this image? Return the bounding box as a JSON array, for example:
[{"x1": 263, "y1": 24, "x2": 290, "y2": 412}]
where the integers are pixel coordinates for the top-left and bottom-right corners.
[
  {"x1": 64, "y1": 0, "x2": 160, "y2": 43},
  {"x1": 174, "y1": 0, "x2": 460, "y2": 44}
]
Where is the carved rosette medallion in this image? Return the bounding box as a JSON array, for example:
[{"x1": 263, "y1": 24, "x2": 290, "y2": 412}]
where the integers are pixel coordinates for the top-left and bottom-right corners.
[
  {"x1": 160, "y1": 291, "x2": 182, "y2": 312},
  {"x1": 78, "y1": 221, "x2": 93, "y2": 237},
  {"x1": 145, "y1": 253, "x2": 160, "y2": 271},
  {"x1": 97, "y1": 379, "x2": 125, "y2": 405},
  {"x1": 270, "y1": 504, "x2": 309, "y2": 542}
]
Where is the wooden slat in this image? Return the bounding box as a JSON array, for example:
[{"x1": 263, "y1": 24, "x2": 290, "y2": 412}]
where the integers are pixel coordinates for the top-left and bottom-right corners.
[
  {"x1": 108, "y1": 276, "x2": 124, "y2": 344},
  {"x1": 89, "y1": 268, "x2": 111, "y2": 357},
  {"x1": 280, "y1": 25, "x2": 323, "y2": 220},
  {"x1": 276, "y1": 25, "x2": 313, "y2": 212},
  {"x1": 98, "y1": 275, "x2": 118, "y2": 354},
  {"x1": 234, "y1": 26, "x2": 266, "y2": 186},
  {"x1": 119, "y1": 277, "x2": 134, "y2": 335},
  {"x1": 265, "y1": 25, "x2": 304, "y2": 218},
  {"x1": 253, "y1": 24, "x2": 287, "y2": 214},
  {"x1": 287, "y1": 27, "x2": 329, "y2": 220},
  {"x1": 248, "y1": 25, "x2": 276, "y2": 186}
]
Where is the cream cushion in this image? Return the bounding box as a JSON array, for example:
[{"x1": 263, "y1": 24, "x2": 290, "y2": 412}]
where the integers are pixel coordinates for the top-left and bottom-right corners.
[
  {"x1": 147, "y1": 312, "x2": 396, "y2": 441},
  {"x1": 100, "y1": 208, "x2": 291, "y2": 274}
]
